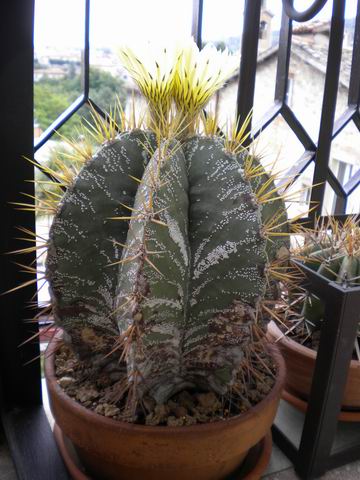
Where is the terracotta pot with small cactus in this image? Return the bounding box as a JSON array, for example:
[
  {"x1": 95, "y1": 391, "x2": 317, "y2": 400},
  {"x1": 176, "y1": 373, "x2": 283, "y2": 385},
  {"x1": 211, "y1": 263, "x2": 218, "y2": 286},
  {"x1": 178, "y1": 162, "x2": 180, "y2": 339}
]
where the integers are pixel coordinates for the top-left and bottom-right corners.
[{"x1": 267, "y1": 216, "x2": 360, "y2": 421}]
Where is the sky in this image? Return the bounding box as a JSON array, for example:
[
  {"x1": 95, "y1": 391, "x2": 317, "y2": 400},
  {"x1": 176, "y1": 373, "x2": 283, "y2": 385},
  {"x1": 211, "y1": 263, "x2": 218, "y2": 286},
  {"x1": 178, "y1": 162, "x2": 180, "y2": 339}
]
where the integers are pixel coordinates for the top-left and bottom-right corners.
[{"x1": 34, "y1": 0, "x2": 358, "y2": 50}]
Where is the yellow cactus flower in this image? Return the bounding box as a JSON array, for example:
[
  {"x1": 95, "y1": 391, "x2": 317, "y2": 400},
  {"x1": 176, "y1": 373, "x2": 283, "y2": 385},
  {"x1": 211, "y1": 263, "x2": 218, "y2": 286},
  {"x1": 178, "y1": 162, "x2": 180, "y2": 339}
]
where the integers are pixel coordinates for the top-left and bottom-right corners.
[
  {"x1": 118, "y1": 39, "x2": 238, "y2": 135},
  {"x1": 173, "y1": 40, "x2": 238, "y2": 119},
  {"x1": 118, "y1": 43, "x2": 181, "y2": 127}
]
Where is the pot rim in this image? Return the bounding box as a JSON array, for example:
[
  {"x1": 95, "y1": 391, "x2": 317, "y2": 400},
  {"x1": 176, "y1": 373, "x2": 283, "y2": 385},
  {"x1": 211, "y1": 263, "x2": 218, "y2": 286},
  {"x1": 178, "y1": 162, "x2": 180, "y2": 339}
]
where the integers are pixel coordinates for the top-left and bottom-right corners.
[
  {"x1": 267, "y1": 320, "x2": 360, "y2": 368},
  {"x1": 45, "y1": 334, "x2": 285, "y2": 434}
]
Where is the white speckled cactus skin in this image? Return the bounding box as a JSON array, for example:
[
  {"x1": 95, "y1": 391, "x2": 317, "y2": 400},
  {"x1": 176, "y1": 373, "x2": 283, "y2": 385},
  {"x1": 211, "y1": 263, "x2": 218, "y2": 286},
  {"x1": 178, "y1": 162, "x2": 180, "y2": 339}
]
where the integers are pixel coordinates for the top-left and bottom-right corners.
[
  {"x1": 46, "y1": 130, "x2": 156, "y2": 360},
  {"x1": 45, "y1": 40, "x2": 290, "y2": 404},
  {"x1": 115, "y1": 136, "x2": 268, "y2": 402}
]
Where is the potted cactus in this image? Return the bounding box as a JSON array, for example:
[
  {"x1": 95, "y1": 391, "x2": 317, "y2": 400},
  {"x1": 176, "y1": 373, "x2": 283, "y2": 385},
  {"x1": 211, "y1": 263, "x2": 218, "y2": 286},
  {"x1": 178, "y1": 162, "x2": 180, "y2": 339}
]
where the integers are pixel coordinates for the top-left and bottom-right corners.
[
  {"x1": 267, "y1": 216, "x2": 360, "y2": 420},
  {"x1": 24, "y1": 40, "x2": 293, "y2": 479}
]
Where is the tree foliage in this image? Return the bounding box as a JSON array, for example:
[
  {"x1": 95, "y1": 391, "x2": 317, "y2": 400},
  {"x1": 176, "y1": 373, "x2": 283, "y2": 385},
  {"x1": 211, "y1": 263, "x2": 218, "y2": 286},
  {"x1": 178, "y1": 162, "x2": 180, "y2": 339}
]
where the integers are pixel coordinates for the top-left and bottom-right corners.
[{"x1": 34, "y1": 67, "x2": 127, "y2": 137}]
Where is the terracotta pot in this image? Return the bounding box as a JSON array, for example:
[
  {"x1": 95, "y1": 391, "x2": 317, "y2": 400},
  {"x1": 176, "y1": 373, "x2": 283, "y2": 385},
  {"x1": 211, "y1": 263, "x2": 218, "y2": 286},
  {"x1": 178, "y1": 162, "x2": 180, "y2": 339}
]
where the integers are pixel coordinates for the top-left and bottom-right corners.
[
  {"x1": 266, "y1": 321, "x2": 360, "y2": 411},
  {"x1": 45, "y1": 339, "x2": 285, "y2": 480},
  {"x1": 53, "y1": 426, "x2": 273, "y2": 480}
]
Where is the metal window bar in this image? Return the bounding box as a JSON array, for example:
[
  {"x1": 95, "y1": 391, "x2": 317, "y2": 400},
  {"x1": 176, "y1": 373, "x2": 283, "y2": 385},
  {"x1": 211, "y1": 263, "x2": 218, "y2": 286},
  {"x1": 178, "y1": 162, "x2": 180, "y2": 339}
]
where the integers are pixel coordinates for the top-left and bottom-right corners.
[
  {"x1": 310, "y1": 0, "x2": 346, "y2": 215},
  {"x1": 236, "y1": 0, "x2": 262, "y2": 138},
  {"x1": 1, "y1": 0, "x2": 360, "y2": 479},
  {"x1": 192, "y1": 0, "x2": 203, "y2": 48}
]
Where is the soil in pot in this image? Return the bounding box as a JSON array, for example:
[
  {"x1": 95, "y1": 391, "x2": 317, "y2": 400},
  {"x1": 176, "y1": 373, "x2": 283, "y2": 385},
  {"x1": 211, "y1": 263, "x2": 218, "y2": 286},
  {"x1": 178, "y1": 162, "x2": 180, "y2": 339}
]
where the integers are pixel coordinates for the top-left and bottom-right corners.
[
  {"x1": 267, "y1": 320, "x2": 360, "y2": 415},
  {"x1": 46, "y1": 338, "x2": 285, "y2": 480},
  {"x1": 54, "y1": 342, "x2": 277, "y2": 426}
]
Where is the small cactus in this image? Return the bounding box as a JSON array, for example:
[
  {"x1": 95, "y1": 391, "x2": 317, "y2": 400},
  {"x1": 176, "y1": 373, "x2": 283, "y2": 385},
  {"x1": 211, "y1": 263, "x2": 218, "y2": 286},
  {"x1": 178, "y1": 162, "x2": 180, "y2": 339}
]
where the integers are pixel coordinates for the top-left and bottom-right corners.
[
  {"x1": 292, "y1": 216, "x2": 360, "y2": 340},
  {"x1": 35, "y1": 40, "x2": 293, "y2": 409}
]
